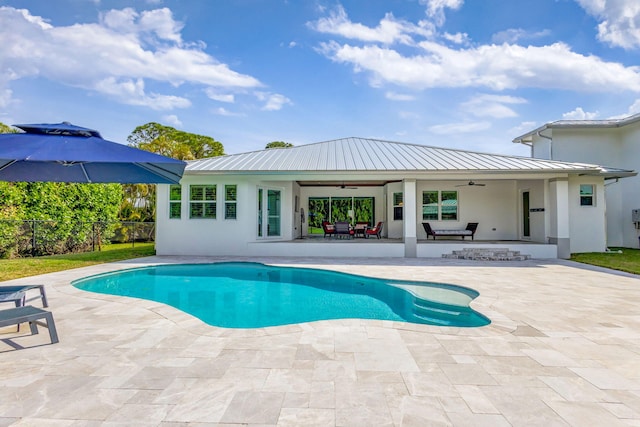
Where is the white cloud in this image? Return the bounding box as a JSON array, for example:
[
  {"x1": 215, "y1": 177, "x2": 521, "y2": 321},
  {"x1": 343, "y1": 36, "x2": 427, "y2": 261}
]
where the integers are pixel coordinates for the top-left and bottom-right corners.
[
  {"x1": 256, "y1": 92, "x2": 292, "y2": 111},
  {"x1": 162, "y1": 114, "x2": 182, "y2": 127},
  {"x1": 576, "y1": 0, "x2": 640, "y2": 49},
  {"x1": 491, "y1": 28, "x2": 551, "y2": 44},
  {"x1": 318, "y1": 40, "x2": 640, "y2": 92},
  {"x1": 213, "y1": 107, "x2": 244, "y2": 117},
  {"x1": 562, "y1": 107, "x2": 599, "y2": 120},
  {"x1": 461, "y1": 94, "x2": 527, "y2": 118},
  {"x1": 205, "y1": 88, "x2": 235, "y2": 103},
  {"x1": 428, "y1": 121, "x2": 491, "y2": 134},
  {"x1": 421, "y1": 0, "x2": 464, "y2": 26},
  {"x1": 443, "y1": 32, "x2": 469, "y2": 44},
  {"x1": 0, "y1": 6, "x2": 262, "y2": 111},
  {"x1": 94, "y1": 77, "x2": 190, "y2": 110},
  {"x1": 308, "y1": 5, "x2": 434, "y2": 45},
  {"x1": 607, "y1": 98, "x2": 640, "y2": 118},
  {"x1": 626, "y1": 99, "x2": 640, "y2": 115},
  {"x1": 311, "y1": 3, "x2": 640, "y2": 97},
  {"x1": 385, "y1": 91, "x2": 415, "y2": 101}
]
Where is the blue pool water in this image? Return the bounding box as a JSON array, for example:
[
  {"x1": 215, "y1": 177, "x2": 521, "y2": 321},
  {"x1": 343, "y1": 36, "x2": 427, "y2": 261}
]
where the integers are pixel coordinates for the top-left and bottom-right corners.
[{"x1": 72, "y1": 263, "x2": 490, "y2": 328}]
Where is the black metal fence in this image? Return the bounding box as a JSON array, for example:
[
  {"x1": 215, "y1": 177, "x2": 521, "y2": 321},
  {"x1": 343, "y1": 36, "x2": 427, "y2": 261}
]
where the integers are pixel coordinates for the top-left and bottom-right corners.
[{"x1": 0, "y1": 220, "x2": 155, "y2": 258}]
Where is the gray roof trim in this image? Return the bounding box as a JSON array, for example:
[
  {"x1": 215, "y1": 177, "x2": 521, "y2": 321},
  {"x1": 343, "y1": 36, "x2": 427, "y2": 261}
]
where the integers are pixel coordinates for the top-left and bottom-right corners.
[
  {"x1": 512, "y1": 113, "x2": 640, "y2": 143},
  {"x1": 186, "y1": 137, "x2": 625, "y2": 175}
]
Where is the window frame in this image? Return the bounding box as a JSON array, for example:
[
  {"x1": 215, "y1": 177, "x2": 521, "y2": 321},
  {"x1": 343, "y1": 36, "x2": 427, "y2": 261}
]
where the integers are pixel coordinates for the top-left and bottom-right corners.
[
  {"x1": 224, "y1": 184, "x2": 237, "y2": 220},
  {"x1": 189, "y1": 185, "x2": 217, "y2": 219},
  {"x1": 579, "y1": 184, "x2": 595, "y2": 206},
  {"x1": 422, "y1": 190, "x2": 458, "y2": 221},
  {"x1": 393, "y1": 192, "x2": 403, "y2": 221},
  {"x1": 169, "y1": 184, "x2": 182, "y2": 219}
]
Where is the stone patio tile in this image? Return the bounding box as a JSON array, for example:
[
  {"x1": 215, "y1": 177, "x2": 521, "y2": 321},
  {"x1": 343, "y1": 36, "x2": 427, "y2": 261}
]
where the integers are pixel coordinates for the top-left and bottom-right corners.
[
  {"x1": 446, "y1": 412, "x2": 512, "y2": 427},
  {"x1": 521, "y1": 348, "x2": 580, "y2": 367},
  {"x1": 104, "y1": 403, "x2": 172, "y2": 424},
  {"x1": 162, "y1": 380, "x2": 235, "y2": 423},
  {"x1": 391, "y1": 396, "x2": 448, "y2": 426},
  {"x1": 545, "y1": 400, "x2": 629, "y2": 427},
  {"x1": 481, "y1": 385, "x2": 572, "y2": 426},
  {"x1": 219, "y1": 391, "x2": 284, "y2": 424},
  {"x1": 262, "y1": 368, "x2": 314, "y2": 393},
  {"x1": 313, "y1": 359, "x2": 356, "y2": 381},
  {"x1": 570, "y1": 367, "x2": 640, "y2": 390},
  {"x1": 277, "y1": 407, "x2": 335, "y2": 426},
  {"x1": 539, "y1": 375, "x2": 612, "y2": 402},
  {"x1": 440, "y1": 363, "x2": 498, "y2": 385},
  {"x1": 455, "y1": 385, "x2": 500, "y2": 414},
  {"x1": 402, "y1": 371, "x2": 458, "y2": 397}
]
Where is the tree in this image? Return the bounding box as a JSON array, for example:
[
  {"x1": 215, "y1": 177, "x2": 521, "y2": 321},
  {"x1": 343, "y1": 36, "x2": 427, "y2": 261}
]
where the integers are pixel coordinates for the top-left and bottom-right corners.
[
  {"x1": 122, "y1": 122, "x2": 225, "y2": 223},
  {"x1": 266, "y1": 141, "x2": 294, "y2": 149},
  {"x1": 128, "y1": 122, "x2": 224, "y2": 160},
  {"x1": 0, "y1": 122, "x2": 17, "y2": 134}
]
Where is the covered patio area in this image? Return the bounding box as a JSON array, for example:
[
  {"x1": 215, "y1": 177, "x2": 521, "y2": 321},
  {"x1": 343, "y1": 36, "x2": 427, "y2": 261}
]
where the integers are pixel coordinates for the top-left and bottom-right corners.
[{"x1": 247, "y1": 236, "x2": 557, "y2": 259}]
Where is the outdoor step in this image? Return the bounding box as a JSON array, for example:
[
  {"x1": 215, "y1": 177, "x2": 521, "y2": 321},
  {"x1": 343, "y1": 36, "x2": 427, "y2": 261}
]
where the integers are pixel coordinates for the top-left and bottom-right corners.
[{"x1": 443, "y1": 247, "x2": 531, "y2": 261}]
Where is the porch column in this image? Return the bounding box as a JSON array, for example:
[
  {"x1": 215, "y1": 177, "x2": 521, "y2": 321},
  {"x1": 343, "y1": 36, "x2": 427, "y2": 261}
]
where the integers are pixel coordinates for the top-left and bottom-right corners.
[
  {"x1": 403, "y1": 179, "x2": 417, "y2": 257},
  {"x1": 549, "y1": 178, "x2": 570, "y2": 259}
]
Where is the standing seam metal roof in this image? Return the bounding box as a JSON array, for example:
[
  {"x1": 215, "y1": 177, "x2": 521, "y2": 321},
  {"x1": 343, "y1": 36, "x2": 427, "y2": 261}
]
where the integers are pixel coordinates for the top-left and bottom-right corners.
[{"x1": 186, "y1": 137, "x2": 615, "y2": 173}]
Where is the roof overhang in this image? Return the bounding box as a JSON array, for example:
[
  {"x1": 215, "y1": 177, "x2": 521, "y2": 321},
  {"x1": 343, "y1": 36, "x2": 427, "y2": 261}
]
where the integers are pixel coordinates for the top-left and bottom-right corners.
[{"x1": 512, "y1": 113, "x2": 640, "y2": 144}]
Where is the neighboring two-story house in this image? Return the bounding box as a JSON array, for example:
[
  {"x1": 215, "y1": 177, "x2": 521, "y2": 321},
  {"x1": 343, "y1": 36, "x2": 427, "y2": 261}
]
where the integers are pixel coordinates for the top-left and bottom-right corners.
[{"x1": 513, "y1": 114, "x2": 640, "y2": 249}]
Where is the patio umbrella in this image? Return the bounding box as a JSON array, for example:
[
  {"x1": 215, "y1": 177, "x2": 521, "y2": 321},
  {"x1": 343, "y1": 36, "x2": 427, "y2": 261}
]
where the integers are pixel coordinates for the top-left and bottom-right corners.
[{"x1": 0, "y1": 122, "x2": 186, "y2": 184}]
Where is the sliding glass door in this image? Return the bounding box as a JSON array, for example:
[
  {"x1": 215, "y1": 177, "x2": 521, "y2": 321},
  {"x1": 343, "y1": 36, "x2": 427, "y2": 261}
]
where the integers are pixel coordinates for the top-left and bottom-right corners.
[{"x1": 308, "y1": 196, "x2": 375, "y2": 235}]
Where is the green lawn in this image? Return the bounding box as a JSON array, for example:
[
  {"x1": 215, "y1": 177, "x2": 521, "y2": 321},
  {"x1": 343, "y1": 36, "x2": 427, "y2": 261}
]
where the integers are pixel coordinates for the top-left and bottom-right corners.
[
  {"x1": 0, "y1": 243, "x2": 155, "y2": 281},
  {"x1": 570, "y1": 247, "x2": 640, "y2": 275}
]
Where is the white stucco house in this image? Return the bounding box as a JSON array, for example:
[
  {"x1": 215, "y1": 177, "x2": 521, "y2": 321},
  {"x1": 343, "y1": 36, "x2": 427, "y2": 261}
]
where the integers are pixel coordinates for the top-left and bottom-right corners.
[
  {"x1": 513, "y1": 113, "x2": 640, "y2": 249},
  {"x1": 155, "y1": 137, "x2": 635, "y2": 259}
]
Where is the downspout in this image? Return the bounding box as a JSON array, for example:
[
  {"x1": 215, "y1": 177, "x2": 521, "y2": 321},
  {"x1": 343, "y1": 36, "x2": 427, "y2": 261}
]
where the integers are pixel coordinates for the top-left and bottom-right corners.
[
  {"x1": 537, "y1": 130, "x2": 553, "y2": 159},
  {"x1": 516, "y1": 139, "x2": 533, "y2": 157}
]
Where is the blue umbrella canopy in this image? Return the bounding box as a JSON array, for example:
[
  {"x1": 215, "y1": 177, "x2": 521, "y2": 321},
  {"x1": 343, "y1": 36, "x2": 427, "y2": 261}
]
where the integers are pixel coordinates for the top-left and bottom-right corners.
[{"x1": 0, "y1": 122, "x2": 186, "y2": 184}]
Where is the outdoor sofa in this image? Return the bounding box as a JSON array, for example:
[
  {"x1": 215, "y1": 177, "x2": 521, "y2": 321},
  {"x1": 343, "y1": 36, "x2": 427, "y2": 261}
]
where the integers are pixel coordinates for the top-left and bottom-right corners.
[{"x1": 422, "y1": 222, "x2": 478, "y2": 240}]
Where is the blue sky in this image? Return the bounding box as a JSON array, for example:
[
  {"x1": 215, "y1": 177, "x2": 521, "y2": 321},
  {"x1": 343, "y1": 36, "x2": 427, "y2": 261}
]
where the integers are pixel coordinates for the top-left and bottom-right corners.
[{"x1": 1, "y1": 0, "x2": 639, "y2": 156}]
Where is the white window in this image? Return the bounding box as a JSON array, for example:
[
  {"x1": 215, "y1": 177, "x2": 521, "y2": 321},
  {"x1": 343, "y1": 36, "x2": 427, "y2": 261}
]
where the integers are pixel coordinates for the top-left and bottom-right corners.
[
  {"x1": 393, "y1": 192, "x2": 403, "y2": 220},
  {"x1": 422, "y1": 190, "x2": 458, "y2": 221},
  {"x1": 190, "y1": 185, "x2": 216, "y2": 219},
  {"x1": 580, "y1": 184, "x2": 594, "y2": 206},
  {"x1": 225, "y1": 185, "x2": 237, "y2": 219},
  {"x1": 169, "y1": 185, "x2": 181, "y2": 219}
]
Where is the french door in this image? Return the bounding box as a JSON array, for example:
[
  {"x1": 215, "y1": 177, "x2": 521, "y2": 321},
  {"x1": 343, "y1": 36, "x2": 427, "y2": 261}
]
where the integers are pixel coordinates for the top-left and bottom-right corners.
[{"x1": 257, "y1": 188, "x2": 281, "y2": 238}]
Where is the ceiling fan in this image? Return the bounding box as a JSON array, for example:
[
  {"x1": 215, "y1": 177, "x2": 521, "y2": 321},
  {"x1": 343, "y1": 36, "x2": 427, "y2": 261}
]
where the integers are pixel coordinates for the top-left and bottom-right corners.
[
  {"x1": 338, "y1": 182, "x2": 358, "y2": 189},
  {"x1": 456, "y1": 181, "x2": 486, "y2": 187}
]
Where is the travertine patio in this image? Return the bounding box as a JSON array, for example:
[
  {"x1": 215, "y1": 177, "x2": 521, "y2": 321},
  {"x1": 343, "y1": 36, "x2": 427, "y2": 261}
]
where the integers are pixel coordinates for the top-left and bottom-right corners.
[{"x1": 1, "y1": 256, "x2": 639, "y2": 426}]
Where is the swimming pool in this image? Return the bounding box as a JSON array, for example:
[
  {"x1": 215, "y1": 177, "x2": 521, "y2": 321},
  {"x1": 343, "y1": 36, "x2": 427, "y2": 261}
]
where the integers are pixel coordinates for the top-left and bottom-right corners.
[{"x1": 72, "y1": 262, "x2": 490, "y2": 328}]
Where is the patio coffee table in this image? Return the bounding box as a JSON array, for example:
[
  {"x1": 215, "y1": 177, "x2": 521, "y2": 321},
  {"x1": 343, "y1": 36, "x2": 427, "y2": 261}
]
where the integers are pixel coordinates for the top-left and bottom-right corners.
[{"x1": 353, "y1": 223, "x2": 368, "y2": 238}]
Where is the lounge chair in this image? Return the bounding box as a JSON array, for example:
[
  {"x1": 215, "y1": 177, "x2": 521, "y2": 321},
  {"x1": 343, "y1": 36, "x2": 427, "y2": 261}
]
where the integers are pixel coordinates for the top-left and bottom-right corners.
[
  {"x1": 365, "y1": 221, "x2": 384, "y2": 239},
  {"x1": 334, "y1": 221, "x2": 355, "y2": 239},
  {"x1": 321, "y1": 221, "x2": 335, "y2": 238},
  {"x1": 0, "y1": 306, "x2": 59, "y2": 344},
  {"x1": 0, "y1": 284, "x2": 48, "y2": 308},
  {"x1": 423, "y1": 222, "x2": 478, "y2": 240}
]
